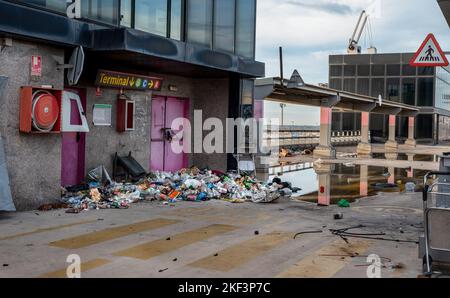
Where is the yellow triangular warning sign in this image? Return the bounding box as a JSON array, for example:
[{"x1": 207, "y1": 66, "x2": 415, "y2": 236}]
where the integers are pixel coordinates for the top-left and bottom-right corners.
[{"x1": 410, "y1": 33, "x2": 449, "y2": 67}]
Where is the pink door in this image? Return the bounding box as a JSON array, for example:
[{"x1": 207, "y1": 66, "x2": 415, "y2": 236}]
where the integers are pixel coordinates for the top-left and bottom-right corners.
[
  {"x1": 61, "y1": 89, "x2": 86, "y2": 186},
  {"x1": 150, "y1": 96, "x2": 189, "y2": 171}
]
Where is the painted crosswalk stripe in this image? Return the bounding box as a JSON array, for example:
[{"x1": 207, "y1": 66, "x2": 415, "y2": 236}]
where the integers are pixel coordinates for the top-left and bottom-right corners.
[
  {"x1": 49, "y1": 218, "x2": 180, "y2": 249},
  {"x1": 0, "y1": 220, "x2": 98, "y2": 241},
  {"x1": 39, "y1": 258, "x2": 111, "y2": 278},
  {"x1": 189, "y1": 232, "x2": 293, "y2": 272},
  {"x1": 277, "y1": 239, "x2": 373, "y2": 278},
  {"x1": 113, "y1": 224, "x2": 236, "y2": 260}
]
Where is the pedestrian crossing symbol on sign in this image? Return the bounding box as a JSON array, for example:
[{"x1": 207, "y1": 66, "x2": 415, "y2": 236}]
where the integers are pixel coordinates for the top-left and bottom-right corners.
[{"x1": 410, "y1": 33, "x2": 449, "y2": 67}]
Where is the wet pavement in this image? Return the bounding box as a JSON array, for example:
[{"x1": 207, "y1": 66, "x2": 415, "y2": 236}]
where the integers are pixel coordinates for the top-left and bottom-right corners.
[{"x1": 0, "y1": 190, "x2": 425, "y2": 278}]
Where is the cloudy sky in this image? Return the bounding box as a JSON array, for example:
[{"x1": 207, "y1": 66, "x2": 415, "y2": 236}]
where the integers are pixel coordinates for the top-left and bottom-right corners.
[{"x1": 255, "y1": 0, "x2": 450, "y2": 125}]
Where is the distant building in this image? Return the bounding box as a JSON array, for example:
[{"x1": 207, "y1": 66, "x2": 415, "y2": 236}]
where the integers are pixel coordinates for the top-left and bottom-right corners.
[
  {"x1": 329, "y1": 53, "x2": 450, "y2": 143},
  {"x1": 438, "y1": 0, "x2": 450, "y2": 27}
]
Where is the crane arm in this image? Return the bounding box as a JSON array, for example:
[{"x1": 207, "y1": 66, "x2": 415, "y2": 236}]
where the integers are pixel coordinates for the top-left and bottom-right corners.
[{"x1": 348, "y1": 10, "x2": 368, "y2": 51}]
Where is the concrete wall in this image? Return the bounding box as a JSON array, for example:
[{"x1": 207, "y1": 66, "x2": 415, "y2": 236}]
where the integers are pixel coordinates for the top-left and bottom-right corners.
[
  {"x1": 0, "y1": 38, "x2": 231, "y2": 211},
  {"x1": 82, "y1": 75, "x2": 230, "y2": 175},
  {"x1": 0, "y1": 39, "x2": 64, "y2": 210}
]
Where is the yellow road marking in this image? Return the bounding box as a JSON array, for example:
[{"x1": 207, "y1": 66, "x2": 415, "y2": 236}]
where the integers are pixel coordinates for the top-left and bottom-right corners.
[
  {"x1": 39, "y1": 258, "x2": 111, "y2": 278},
  {"x1": 113, "y1": 224, "x2": 236, "y2": 260},
  {"x1": 277, "y1": 239, "x2": 373, "y2": 278},
  {"x1": 189, "y1": 232, "x2": 293, "y2": 272},
  {"x1": 0, "y1": 220, "x2": 98, "y2": 241},
  {"x1": 49, "y1": 218, "x2": 180, "y2": 249}
]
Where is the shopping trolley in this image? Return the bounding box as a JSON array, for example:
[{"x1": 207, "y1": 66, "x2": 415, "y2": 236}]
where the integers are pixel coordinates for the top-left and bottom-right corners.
[{"x1": 419, "y1": 171, "x2": 450, "y2": 276}]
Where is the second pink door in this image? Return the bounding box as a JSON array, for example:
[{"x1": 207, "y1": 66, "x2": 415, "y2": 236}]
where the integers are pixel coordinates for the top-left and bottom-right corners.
[{"x1": 150, "y1": 96, "x2": 189, "y2": 172}]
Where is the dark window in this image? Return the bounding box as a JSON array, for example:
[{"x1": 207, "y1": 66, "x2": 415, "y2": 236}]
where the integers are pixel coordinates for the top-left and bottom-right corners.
[
  {"x1": 332, "y1": 112, "x2": 342, "y2": 131},
  {"x1": 418, "y1": 67, "x2": 435, "y2": 76},
  {"x1": 402, "y1": 78, "x2": 416, "y2": 105},
  {"x1": 135, "y1": 0, "x2": 168, "y2": 36},
  {"x1": 82, "y1": 0, "x2": 119, "y2": 25},
  {"x1": 236, "y1": 0, "x2": 256, "y2": 58},
  {"x1": 387, "y1": 78, "x2": 400, "y2": 102},
  {"x1": 22, "y1": 0, "x2": 66, "y2": 13},
  {"x1": 343, "y1": 113, "x2": 355, "y2": 131},
  {"x1": 417, "y1": 78, "x2": 434, "y2": 106},
  {"x1": 357, "y1": 78, "x2": 370, "y2": 96},
  {"x1": 343, "y1": 79, "x2": 356, "y2": 93},
  {"x1": 357, "y1": 65, "x2": 370, "y2": 76},
  {"x1": 371, "y1": 78, "x2": 385, "y2": 98},
  {"x1": 214, "y1": 0, "x2": 235, "y2": 53},
  {"x1": 371, "y1": 64, "x2": 385, "y2": 76},
  {"x1": 170, "y1": 0, "x2": 183, "y2": 40},
  {"x1": 386, "y1": 64, "x2": 400, "y2": 76},
  {"x1": 344, "y1": 65, "x2": 356, "y2": 76},
  {"x1": 416, "y1": 115, "x2": 433, "y2": 139},
  {"x1": 330, "y1": 65, "x2": 342, "y2": 77},
  {"x1": 187, "y1": 0, "x2": 213, "y2": 47},
  {"x1": 329, "y1": 79, "x2": 342, "y2": 90},
  {"x1": 402, "y1": 64, "x2": 416, "y2": 76},
  {"x1": 120, "y1": 0, "x2": 132, "y2": 27}
]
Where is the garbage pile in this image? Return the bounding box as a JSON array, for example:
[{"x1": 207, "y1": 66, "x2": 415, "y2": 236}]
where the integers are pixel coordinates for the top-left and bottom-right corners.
[{"x1": 61, "y1": 167, "x2": 297, "y2": 213}]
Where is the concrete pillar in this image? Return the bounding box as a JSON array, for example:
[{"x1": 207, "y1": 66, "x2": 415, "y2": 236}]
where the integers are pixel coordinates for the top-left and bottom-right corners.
[
  {"x1": 315, "y1": 164, "x2": 334, "y2": 206},
  {"x1": 314, "y1": 107, "x2": 336, "y2": 158},
  {"x1": 360, "y1": 164, "x2": 369, "y2": 197},
  {"x1": 357, "y1": 112, "x2": 371, "y2": 156},
  {"x1": 387, "y1": 167, "x2": 395, "y2": 185},
  {"x1": 405, "y1": 117, "x2": 417, "y2": 147},
  {"x1": 385, "y1": 115, "x2": 398, "y2": 152}
]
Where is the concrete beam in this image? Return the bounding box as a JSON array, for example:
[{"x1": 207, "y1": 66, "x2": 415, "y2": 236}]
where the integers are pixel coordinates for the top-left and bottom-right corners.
[
  {"x1": 371, "y1": 106, "x2": 401, "y2": 115},
  {"x1": 321, "y1": 95, "x2": 341, "y2": 108},
  {"x1": 399, "y1": 110, "x2": 419, "y2": 117}
]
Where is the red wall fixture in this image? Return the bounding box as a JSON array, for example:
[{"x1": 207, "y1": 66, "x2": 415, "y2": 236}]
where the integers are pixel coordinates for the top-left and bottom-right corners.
[
  {"x1": 116, "y1": 94, "x2": 135, "y2": 132},
  {"x1": 19, "y1": 86, "x2": 62, "y2": 133}
]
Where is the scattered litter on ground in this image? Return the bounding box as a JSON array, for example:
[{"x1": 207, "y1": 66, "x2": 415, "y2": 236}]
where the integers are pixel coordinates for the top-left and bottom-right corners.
[
  {"x1": 338, "y1": 199, "x2": 350, "y2": 208},
  {"x1": 158, "y1": 268, "x2": 168, "y2": 273},
  {"x1": 405, "y1": 182, "x2": 416, "y2": 193},
  {"x1": 330, "y1": 225, "x2": 419, "y2": 244},
  {"x1": 38, "y1": 203, "x2": 69, "y2": 211},
  {"x1": 60, "y1": 167, "x2": 298, "y2": 214},
  {"x1": 334, "y1": 213, "x2": 344, "y2": 220},
  {"x1": 254, "y1": 230, "x2": 260, "y2": 235},
  {"x1": 293, "y1": 230, "x2": 323, "y2": 239}
]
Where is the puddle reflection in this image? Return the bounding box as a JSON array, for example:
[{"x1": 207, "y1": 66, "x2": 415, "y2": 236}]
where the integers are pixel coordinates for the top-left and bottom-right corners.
[{"x1": 262, "y1": 156, "x2": 430, "y2": 206}]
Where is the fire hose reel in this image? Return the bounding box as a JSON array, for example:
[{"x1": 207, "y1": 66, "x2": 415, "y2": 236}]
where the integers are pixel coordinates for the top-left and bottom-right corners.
[
  {"x1": 31, "y1": 90, "x2": 60, "y2": 132},
  {"x1": 19, "y1": 86, "x2": 62, "y2": 133}
]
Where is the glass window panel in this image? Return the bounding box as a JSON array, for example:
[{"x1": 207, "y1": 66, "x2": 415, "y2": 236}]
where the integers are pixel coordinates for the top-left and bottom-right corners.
[
  {"x1": 170, "y1": 0, "x2": 182, "y2": 40},
  {"x1": 82, "y1": 0, "x2": 119, "y2": 25},
  {"x1": 357, "y1": 78, "x2": 370, "y2": 96},
  {"x1": 357, "y1": 65, "x2": 370, "y2": 76},
  {"x1": 213, "y1": 0, "x2": 235, "y2": 53},
  {"x1": 386, "y1": 64, "x2": 400, "y2": 76},
  {"x1": 329, "y1": 79, "x2": 342, "y2": 90},
  {"x1": 22, "y1": 0, "x2": 66, "y2": 13},
  {"x1": 187, "y1": 0, "x2": 213, "y2": 47},
  {"x1": 387, "y1": 78, "x2": 400, "y2": 102},
  {"x1": 371, "y1": 64, "x2": 385, "y2": 76},
  {"x1": 330, "y1": 65, "x2": 342, "y2": 77},
  {"x1": 416, "y1": 115, "x2": 433, "y2": 139},
  {"x1": 344, "y1": 65, "x2": 356, "y2": 76},
  {"x1": 371, "y1": 78, "x2": 385, "y2": 98},
  {"x1": 343, "y1": 78, "x2": 355, "y2": 93},
  {"x1": 402, "y1": 64, "x2": 416, "y2": 76},
  {"x1": 417, "y1": 77, "x2": 434, "y2": 106},
  {"x1": 236, "y1": 0, "x2": 256, "y2": 59},
  {"x1": 402, "y1": 78, "x2": 416, "y2": 105},
  {"x1": 120, "y1": 0, "x2": 132, "y2": 27},
  {"x1": 135, "y1": 0, "x2": 168, "y2": 36},
  {"x1": 418, "y1": 67, "x2": 435, "y2": 76}
]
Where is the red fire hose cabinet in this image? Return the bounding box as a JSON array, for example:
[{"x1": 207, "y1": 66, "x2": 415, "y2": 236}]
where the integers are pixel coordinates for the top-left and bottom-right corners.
[{"x1": 19, "y1": 86, "x2": 62, "y2": 133}]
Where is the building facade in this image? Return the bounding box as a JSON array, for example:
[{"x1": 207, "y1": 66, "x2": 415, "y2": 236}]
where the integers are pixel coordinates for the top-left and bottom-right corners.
[
  {"x1": 329, "y1": 53, "x2": 450, "y2": 144},
  {"x1": 0, "y1": 0, "x2": 264, "y2": 210}
]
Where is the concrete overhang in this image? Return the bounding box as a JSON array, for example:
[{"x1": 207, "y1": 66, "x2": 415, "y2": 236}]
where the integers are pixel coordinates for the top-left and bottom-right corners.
[
  {"x1": 255, "y1": 75, "x2": 420, "y2": 116},
  {"x1": 438, "y1": 0, "x2": 450, "y2": 27}
]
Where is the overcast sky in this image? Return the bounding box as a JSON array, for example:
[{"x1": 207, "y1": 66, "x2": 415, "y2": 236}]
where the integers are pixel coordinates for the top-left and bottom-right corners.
[{"x1": 255, "y1": 0, "x2": 450, "y2": 125}]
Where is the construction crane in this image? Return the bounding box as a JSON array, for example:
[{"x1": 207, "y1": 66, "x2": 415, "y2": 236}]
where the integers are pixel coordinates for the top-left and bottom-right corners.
[{"x1": 347, "y1": 10, "x2": 377, "y2": 55}]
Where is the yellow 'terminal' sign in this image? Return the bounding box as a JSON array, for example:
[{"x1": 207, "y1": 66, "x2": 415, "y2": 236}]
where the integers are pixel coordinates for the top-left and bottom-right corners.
[{"x1": 95, "y1": 70, "x2": 163, "y2": 91}]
